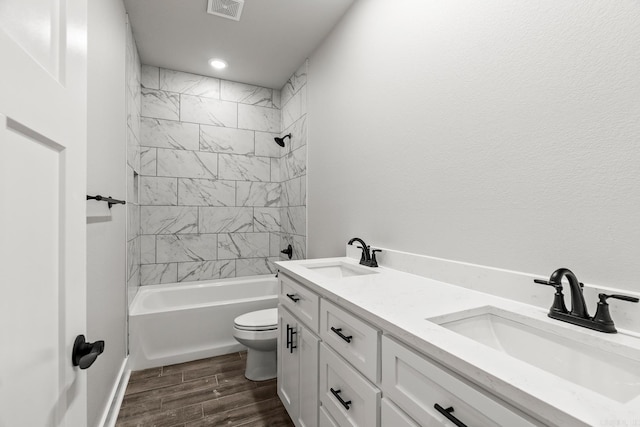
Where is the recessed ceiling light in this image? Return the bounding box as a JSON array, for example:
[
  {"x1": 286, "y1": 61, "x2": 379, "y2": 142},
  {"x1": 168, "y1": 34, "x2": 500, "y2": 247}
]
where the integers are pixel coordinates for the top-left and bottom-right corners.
[{"x1": 209, "y1": 58, "x2": 228, "y2": 70}]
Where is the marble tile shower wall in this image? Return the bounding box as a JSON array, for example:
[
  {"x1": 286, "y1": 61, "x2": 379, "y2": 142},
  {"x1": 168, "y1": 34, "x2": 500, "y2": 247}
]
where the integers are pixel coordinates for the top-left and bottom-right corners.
[
  {"x1": 138, "y1": 66, "x2": 284, "y2": 285},
  {"x1": 279, "y1": 63, "x2": 307, "y2": 261},
  {"x1": 125, "y1": 21, "x2": 142, "y2": 306}
]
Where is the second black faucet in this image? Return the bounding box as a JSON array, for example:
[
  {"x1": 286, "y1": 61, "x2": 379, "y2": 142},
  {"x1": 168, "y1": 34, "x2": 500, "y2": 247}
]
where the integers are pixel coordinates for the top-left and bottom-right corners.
[{"x1": 347, "y1": 237, "x2": 381, "y2": 267}]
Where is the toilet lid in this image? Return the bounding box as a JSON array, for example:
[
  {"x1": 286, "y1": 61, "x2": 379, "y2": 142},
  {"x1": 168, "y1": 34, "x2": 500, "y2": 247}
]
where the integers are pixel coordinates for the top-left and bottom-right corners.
[{"x1": 234, "y1": 308, "x2": 278, "y2": 331}]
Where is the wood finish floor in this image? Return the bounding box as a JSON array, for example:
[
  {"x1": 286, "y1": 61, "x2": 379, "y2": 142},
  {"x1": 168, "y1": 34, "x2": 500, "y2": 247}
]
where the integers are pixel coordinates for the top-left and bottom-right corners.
[{"x1": 116, "y1": 352, "x2": 294, "y2": 427}]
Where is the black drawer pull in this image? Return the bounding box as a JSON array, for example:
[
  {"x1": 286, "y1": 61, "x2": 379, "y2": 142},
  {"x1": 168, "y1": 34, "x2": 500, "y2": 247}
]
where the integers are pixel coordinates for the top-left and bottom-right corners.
[
  {"x1": 330, "y1": 327, "x2": 353, "y2": 343},
  {"x1": 286, "y1": 293, "x2": 300, "y2": 302},
  {"x1": 434, "y1": 404, "x2": 467, "y2": 427},
  {"x1": 330, "y1": 388, "x2": 352, "y2": 410}
]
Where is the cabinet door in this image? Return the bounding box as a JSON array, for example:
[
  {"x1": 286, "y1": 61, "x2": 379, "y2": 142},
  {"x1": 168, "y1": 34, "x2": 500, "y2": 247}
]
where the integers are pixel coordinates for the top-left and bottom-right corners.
[
  {"x1": 298, "y1": 326, "x2": 320, "y2": 427},
  {"x1": 278, "y1": 305, "x2": 300, "y2": 421}
]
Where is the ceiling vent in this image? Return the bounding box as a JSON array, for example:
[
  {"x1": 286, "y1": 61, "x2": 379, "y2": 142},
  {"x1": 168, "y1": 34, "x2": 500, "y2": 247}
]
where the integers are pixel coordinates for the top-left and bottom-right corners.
[{"x1": 207, "y1": 0, "x2": 245, "y2": 21}]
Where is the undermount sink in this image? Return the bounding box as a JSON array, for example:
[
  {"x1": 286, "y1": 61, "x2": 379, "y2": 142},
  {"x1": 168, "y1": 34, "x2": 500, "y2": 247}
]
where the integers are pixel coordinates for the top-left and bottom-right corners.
[
  {"x1": 428, "y1": 306, "x2": 640, "y2": 403},
  {"x1": 302, "y1": 261, "x2": 377, "y2": 279}
]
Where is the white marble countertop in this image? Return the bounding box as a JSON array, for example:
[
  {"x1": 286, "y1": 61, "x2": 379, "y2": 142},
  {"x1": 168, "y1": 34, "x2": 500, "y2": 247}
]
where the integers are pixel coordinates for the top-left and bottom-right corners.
[{"x1": 276, "y1": 257, "x2": 640, "y2": 427}]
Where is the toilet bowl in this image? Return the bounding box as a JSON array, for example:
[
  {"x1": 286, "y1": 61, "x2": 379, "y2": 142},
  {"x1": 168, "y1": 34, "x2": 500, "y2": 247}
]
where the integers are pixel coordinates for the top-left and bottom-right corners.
[{"x1": 233, "y1": 308, "x2": 278, "y2": 381}]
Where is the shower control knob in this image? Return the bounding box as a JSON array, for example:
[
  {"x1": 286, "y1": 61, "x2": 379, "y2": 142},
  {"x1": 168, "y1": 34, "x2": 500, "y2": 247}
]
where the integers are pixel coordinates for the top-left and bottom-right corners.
[
  {"x1": 72, "y1": 335, "x2": 105, "y2": 369},
  {"x1": 281, "y1": 244, "x2": 293, "y2": 260}
]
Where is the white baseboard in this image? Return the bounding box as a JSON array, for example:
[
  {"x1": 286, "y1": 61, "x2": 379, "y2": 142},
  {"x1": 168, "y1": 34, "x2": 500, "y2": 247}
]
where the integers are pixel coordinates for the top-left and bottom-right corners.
[{"x1": 97, "y1": 357, "x2": 131, "y2": 427}]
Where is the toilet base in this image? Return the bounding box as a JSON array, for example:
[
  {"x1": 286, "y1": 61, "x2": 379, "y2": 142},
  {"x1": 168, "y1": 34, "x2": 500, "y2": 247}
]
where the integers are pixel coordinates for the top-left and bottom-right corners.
[{"x1": 245, "y1": 348, "x2": 277, "y2": 381}]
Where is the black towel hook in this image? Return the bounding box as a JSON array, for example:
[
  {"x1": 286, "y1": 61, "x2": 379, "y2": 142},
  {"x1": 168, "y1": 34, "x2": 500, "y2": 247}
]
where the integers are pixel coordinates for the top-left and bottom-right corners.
[{"x1": 87, "y1": 194, "x2": 126, "y2": 209}]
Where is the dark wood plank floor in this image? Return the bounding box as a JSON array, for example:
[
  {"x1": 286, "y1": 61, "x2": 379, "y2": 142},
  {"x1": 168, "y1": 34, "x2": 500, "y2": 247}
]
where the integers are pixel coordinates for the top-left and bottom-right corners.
[{"x1": 117, "y1": 352, "x2": 294, "y2": 427}]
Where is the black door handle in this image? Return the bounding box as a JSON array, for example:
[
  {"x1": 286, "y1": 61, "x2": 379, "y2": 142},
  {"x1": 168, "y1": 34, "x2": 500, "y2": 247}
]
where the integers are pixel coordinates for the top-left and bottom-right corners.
[
  {"x1": 330, "y1": 388, "x2": 352, "y2": 410},
  {"x1": 434, "y1": 404, "x2": 467, "y2": 427},
  {"x1": 286, "y1": 293, "x2": 300, "y2": 302},
  {"x1": 72, "y1": 335, "x2": 105, "y2": 369},
  {"x1": 330, "y1": 327, "x2": 353, "y2": 343}
]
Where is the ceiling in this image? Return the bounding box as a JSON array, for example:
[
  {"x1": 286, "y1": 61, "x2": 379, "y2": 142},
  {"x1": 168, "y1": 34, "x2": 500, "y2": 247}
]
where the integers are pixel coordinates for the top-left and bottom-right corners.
[{"x1": 123, "y1": 0, "x2": 355, "y2": 89}]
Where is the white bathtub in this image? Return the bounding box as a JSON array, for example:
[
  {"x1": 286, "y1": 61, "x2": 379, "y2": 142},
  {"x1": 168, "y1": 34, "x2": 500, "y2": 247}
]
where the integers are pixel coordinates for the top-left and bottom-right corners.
[{"x1": 129, "y1": 275, "x2": 278, "y2": 370}]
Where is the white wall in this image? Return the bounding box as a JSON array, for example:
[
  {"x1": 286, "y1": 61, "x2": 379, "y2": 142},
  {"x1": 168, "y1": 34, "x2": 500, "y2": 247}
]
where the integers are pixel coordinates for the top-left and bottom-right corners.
[
  {"x1": 308, "y1": 0, "x2": 640, "y2": 292},
  {"x1": 87, "y1": 0, "x2": 128, "y2": 425}
]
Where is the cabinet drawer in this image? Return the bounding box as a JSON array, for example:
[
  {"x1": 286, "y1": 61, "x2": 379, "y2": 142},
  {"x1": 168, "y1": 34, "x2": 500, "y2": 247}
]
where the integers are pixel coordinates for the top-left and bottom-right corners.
[
  {"x1": 319, "y1": 406, "x2": 339, "y2": 427},
  {"x1": 381, "y1": 336, "x2": 539, "y2": 427},
  {"x1": 320, "y1": 343, "x2": 380, "y2": 427},
  {"x1": 381, "y1": 398, "x2": 420, "y2": 427},
  {"x1": 320, "y1": 299, "x2": 380, "y2": 382},
  {"x1": 279, "y1": 273, "x2": 319, "y2": 333}
]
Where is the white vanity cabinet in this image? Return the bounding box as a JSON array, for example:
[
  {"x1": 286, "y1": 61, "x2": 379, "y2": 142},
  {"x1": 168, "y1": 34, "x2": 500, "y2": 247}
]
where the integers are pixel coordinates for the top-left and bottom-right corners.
[
  {"x1": 276, "y1": 269, "x2": 545, "y2": 427},
  {"x1": 277, "y1": 274, "x2": 321, "y2": 427}
]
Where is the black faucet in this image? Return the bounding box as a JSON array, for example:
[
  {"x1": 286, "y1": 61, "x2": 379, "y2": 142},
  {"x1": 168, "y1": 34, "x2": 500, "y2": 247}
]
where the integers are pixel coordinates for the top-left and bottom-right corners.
[
  {"x1": 347, "y1": 237, "x2": 381, "y2": 267},
  {"x1": 534, "y1": 268, "x2": 638, "y2": 333}
]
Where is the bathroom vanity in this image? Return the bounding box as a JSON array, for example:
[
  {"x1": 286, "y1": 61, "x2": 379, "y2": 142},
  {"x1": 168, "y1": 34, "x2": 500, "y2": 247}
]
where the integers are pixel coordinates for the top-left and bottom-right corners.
[{"x1": 275, "y1": 255, "x2": 640, "y2": 427}]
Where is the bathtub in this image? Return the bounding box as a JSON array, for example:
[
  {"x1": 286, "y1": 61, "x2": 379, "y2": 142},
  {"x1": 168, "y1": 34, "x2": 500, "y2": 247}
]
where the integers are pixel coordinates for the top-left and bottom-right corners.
[{"x1": 129, "y1": 275, "x2": 278, "y2": 370}]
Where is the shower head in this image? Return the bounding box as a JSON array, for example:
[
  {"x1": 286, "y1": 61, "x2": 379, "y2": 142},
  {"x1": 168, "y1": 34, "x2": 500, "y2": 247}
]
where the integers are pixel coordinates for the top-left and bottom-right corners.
[{"x1": 274, "y1": 134, "x2": 291, "y2": 147}]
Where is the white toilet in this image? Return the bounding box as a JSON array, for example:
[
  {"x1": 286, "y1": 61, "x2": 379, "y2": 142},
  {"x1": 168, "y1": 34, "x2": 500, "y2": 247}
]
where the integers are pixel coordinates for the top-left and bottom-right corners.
[{"x1": 233, "y1": 308, "x2": 278, "y2": 381}]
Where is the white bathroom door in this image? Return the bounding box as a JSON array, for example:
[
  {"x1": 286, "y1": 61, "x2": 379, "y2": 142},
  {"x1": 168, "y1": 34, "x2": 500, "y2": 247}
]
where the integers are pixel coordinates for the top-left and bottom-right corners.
[{"x1": 0, "y1": 0, "x2": 88, "y2": 426}]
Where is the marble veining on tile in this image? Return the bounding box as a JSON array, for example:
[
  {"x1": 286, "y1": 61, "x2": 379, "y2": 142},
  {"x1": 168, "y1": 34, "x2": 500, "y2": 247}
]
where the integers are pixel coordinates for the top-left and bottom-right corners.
[
  {"x1": 218, "y1": 154, "x2": 270, "y2": 182},
  {"x1": 177, "y1": 260, "x2": 235, "y2": 282},
  {"x1": 236, "y1": 182, "x2": 281, "y2": 207},
  {"x1": 180, "y1": 94, "x2": 237, "y2": 127},
  {"x1": 281, "y1": 62, "x2": 307, "y2": 107},
  {"x1": 127, "y1": 238, "x2": 141, "y2": 280},
  {"x1": 141, "y1": 206, "x2": 198, "y2": 234},
  {"x1": 237, "y1": 104, "x2": 280, "y2": 133},
  {"x1": 281, "y1": 146, "x2": 306, "y2": 181},
  {"x1": 141, "y1": 118, "x2": 199, "y2": 151},
  {"x1": 269, "y1": 233, "x2": 283, "y2": 257},
  {"x1": 199, "y1": 125, "x2": 254, "y2": 155},
  {"x1": 156, "y1": 234, "x2": 218, "y2": 263},
  {"x1": 270, "y1": 158, "x2": 281, "y2": 183},
  {"x1": 221, "y1": 80, "x2": 275, "y2": 107},
  {"x1": 139, "y1": 176, "x2": 178, "y2": 205},
  {"x1": 218, "y1": 233, "x2": 270, "y2": 260},
  {"x1": 254, "y1": 131, "x2": 282, "y2": 158},
  {"x1": 199, "y1": 207, "x2": 254, "y2": 233},
  {"x1": 236, "y1": 257, "x2": 278, "y2": 277},
  {"x1": 140, "y1": 147, "x2": 157, "y2": 176},
  {"x1": 254, "y1": 208, "x2": 281, "y2": 233},
  {"x1": 281, "y1": 178, "x2": 302, "y2": 207},
  {"x1": 141, "y1": 263, "x2": 178, "y2": 285},
  {"x1": 160, "y1": 69, "x2": 220, "y2": 98},
  {"x1": 157, "y1": 149, "x2": 218, "y2": 179},
  {"x1": 177, "y1": 178, "x2": 236, "y2": 207},
  {"x1": 282, "y1": 206, "x2": 305, "y2": 236},
  {"x1": 141, "y1": 88, "x2": 180, "y2": 121},
  {"x1": 140, "y1": 235, "x2": 156, "y2": 264}
]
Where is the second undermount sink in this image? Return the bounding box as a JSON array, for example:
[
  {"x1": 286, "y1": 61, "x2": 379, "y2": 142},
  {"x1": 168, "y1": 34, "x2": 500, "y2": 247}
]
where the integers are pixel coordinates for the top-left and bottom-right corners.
[
  {"x1": 427, "y1": 306, "x2": 640, "y2": 403},
  {"x1": 302, "y1": 261, "x2": 377, "y2": 279}
]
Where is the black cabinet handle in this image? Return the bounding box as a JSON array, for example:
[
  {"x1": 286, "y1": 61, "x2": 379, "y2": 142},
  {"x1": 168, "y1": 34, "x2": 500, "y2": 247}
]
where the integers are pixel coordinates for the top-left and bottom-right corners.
[
  {"x1": 330, "y1": 388, "x2": 352, "y2": 410},
  {"x1": 286, "y1": 324, "x2": 291, "y2": 350},
  {"x1": 434, "y1": 404, "x2": 467, "y2": 427},
  {"x1": 72, "y1": 335, "x2": 105, "y2": 370},
  {"x1": 330, "y1": 327, "x2": 353, "y2": 343},
  {"x1": 286, "y1": 293, "x2": 300, "y2": 302},
  {"x1": 286, "y1": 324, "x2": 297, "y2": 354}
]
